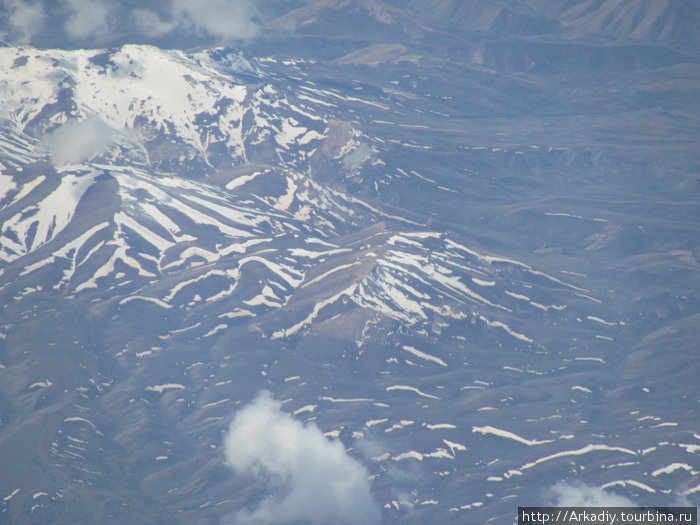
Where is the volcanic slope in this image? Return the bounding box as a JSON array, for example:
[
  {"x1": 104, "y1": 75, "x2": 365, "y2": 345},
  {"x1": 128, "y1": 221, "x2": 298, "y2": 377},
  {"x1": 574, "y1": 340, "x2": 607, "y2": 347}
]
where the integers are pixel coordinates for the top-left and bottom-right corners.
[{"x1": 1, "y1": 44, "x2": 698, "y2": 524}]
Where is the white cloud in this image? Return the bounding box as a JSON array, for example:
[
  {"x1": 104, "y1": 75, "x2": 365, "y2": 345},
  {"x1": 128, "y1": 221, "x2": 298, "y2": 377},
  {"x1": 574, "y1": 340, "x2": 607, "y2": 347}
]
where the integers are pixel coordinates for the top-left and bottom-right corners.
[
  {"x1": 223, "y1": 391, "x2": 382, "y2": 525},
  {"x1": 133, "y1": 8, "x2": 178, "y2": 37},
  {"x1": 548, "y1": 481, "x2": 637, "y2": 506},
  {"x1": 174, "y1": 0, "x2": 259, "y2": 39},
  {"x1": 134, "y1": 0, "x2": 260, "y2": 41},
  {"x1": 62, "y1": 0, "x2": 112, "y2": 40},
  {"x1": 0, "y1": 0, "x2": 46, "y2": 44},
  {"x1": 43, "y1": 118, "x2": 115, "y2": 165}
]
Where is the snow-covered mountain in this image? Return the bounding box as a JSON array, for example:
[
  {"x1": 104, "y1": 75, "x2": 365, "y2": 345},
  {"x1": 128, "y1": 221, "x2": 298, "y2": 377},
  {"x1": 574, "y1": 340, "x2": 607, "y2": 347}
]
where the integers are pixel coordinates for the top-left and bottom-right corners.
[
  {"x1": 0, "y1": 44, "x2": 601, "y2": 349},
  {"x1": 1, "y1": 8, "x2": 699, "y2": 523}
]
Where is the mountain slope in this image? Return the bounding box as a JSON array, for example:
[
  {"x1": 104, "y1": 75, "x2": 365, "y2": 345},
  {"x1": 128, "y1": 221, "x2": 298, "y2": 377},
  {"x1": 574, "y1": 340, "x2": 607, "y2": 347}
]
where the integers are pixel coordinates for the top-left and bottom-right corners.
[{"x1": 1, "y1": 33, "x2": 699, "y2": 525}]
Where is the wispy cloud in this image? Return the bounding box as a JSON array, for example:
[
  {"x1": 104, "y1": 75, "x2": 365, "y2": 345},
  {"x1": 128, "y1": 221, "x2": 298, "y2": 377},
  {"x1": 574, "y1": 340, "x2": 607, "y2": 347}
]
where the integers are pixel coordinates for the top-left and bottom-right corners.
[
  {"x1": 0, "y1": 0, "x2": 46, "y2": 44},
  {"x1": 2, "y1": 0, "x2": 263, "y2": 46},
  {"x1": 223, "y1": 391, "x2": 382, "y2": 525},
  {"x1": 174, "y1": 0, "x2": 260, "y2": 39},
  {"x1": 43, "y1": 118, "x2": 115, "y2": 165},
  {"x1": 134, "y1": 0, "x2": 260, "y2": 41},
  {"x1": 62, "y1": 0, "x2": 112, "y2": 40},
  {"x1": 132, "y1": 8, "x2": 178, "y2": 38},
  {"x1": 548, "y1": 481, "x2": 637, "y2": 506}
]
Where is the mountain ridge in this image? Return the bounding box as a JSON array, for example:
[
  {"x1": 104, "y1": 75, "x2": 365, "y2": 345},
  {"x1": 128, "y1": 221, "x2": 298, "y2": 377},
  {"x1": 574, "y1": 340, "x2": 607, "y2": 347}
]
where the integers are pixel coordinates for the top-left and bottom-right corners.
[{"x1": 1, "y1": 9, "x2": 698, "y2": 520}]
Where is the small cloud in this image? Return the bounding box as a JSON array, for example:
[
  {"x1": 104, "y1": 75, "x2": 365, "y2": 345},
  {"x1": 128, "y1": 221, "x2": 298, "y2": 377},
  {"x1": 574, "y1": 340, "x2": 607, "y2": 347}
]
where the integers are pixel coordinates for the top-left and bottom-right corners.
[
  {"x1": 133, "y1": 8, "x2": 178, "y2": 37},
  {"x1": 548, "y1": 481, "x2": 637, "y2": 507},
  {"x1": 134, "y1": 0, "x2": 260, "y2": 41},
  {"x1": 0, "y1": 0, "x2": 46, "y2": 45},
  {"x1": 354, "y1": 434, "x2": 385, "y2": 460},
  {"x1": 173, "y1": 0, "x2": 260, "y2": 39},
  {"x1": 44, "y1": 118, "x2": 115, "y2": 165},
  {"x1": 62, "y1": 0, "x2": 112, "y2": 40},
  {"x1": 223, "y1": 391, "x2": 382, "y2": 525}
]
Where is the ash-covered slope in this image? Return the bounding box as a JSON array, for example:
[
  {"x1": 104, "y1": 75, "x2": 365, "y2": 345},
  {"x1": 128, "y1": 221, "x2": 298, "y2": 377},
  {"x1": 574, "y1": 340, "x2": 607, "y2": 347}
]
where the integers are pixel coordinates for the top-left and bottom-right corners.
[{"x1": 0, "y1": 35, "x2": 698, "y2": 525}]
